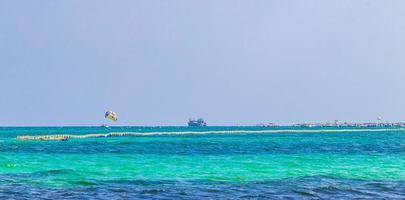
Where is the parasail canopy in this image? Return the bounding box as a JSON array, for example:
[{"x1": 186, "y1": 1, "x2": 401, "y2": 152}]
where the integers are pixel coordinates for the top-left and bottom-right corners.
[{"x1": 105, "y1": 110, "x2": 118, "y2": 122}]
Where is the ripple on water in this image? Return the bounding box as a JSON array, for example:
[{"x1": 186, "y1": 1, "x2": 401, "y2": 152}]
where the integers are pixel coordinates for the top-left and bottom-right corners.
[
  {"x1": 2, "y1": 128, "x2": 405, "y2": 199},
  {"x1": 1, "y1": 177, "x2": 405, "y2": 199}
]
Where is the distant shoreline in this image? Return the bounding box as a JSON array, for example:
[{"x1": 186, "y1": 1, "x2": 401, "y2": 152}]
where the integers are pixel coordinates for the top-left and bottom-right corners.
[{"x1": 2, "y1": 120, "x2": 405, "y2": 128}]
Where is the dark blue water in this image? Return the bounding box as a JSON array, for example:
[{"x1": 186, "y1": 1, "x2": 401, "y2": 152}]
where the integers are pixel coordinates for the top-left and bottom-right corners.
[{"x1": 1, "y1": 177, "x2": 404, "y2": 199}]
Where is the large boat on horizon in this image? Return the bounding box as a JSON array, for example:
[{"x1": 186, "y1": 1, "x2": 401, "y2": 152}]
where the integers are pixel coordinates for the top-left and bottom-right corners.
[{"x1": 188, "y1": 118, "x2": 207, "y2": 127}]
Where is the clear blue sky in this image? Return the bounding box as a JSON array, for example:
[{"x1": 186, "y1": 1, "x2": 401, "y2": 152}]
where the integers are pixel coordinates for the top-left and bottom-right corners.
[{"x1": 1, "y1": 1, "x2": 405, "y2": 126}]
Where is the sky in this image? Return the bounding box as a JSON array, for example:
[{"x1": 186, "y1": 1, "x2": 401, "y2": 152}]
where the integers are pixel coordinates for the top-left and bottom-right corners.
[{"x1": 0, "y1": 0, "x2": 405, "y2": 126}]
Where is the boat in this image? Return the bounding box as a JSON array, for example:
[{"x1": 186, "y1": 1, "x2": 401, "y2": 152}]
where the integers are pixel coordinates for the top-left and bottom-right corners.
[
  {"x1": 188, "y1": 118, "x2": 207, "y2": 127},
  {"x1": 256, "y1": 123, "x2": 278, "y2": 127}
]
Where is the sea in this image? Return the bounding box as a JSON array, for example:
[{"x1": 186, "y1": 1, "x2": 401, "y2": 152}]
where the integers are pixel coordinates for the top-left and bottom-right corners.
[{"x1": 1, "y1": 126, "x2": 405, "y2": 199}]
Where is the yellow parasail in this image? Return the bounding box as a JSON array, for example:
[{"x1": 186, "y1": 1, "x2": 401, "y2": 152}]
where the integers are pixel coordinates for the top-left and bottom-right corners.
[{"x1": 105, "y1": 110, "x2": 118, "y2": 122}]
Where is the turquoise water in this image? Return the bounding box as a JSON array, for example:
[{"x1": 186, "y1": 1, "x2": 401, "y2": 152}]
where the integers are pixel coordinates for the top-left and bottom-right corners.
[{"x1": 1, "y1": 126, "x2": 405, "y2": 199}]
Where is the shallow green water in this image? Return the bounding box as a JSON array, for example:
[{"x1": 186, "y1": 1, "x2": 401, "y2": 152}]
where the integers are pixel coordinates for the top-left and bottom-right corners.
[{"x1": 1, "y1": 127, "x2": 405, "y2": 199}]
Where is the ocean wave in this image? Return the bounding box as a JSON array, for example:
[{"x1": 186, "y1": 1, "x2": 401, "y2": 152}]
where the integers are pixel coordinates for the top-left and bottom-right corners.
[
  {"x1": 1, "y1": 176, "x2": 405, "y2": 199},
  {"x1": 16, "y1": 128, "x2": 405, "y2": 140}
]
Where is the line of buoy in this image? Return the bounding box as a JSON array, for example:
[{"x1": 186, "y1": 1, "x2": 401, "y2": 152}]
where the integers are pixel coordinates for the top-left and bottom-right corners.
[
  {"x1": 16, "y1": 132, "x2": 140, "y2": 141},
  {"x1": 16, "y1": 135, "x2": 70, "y2": 141},
  {"x1": 16, "y1": 128, "x2": 405, "y2": 141}
]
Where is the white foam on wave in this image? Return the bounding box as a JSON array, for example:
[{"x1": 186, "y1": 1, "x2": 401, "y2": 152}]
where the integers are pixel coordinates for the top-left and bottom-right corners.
[{"x1": 17, "y1": 128, "x2": 405, "y2": 140}]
